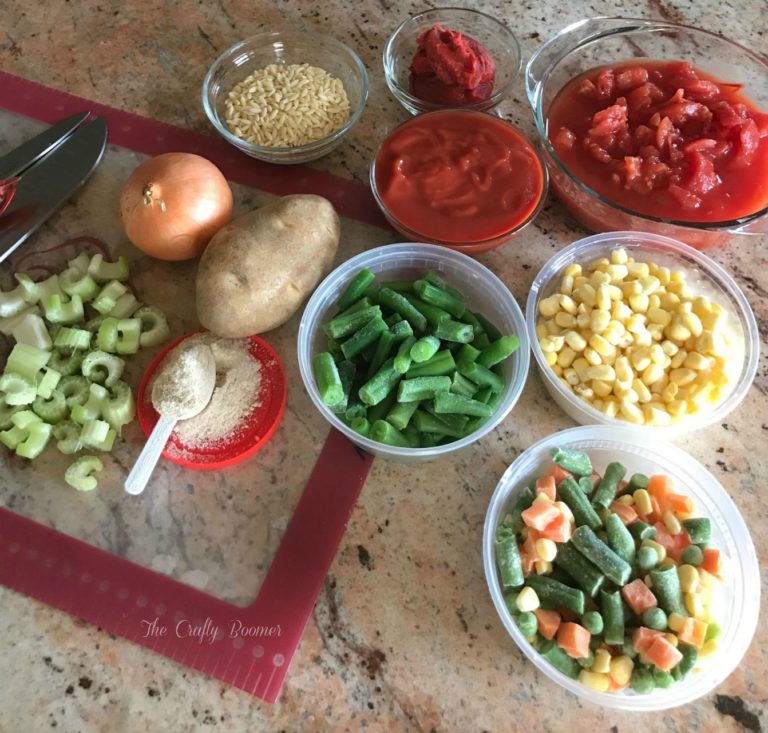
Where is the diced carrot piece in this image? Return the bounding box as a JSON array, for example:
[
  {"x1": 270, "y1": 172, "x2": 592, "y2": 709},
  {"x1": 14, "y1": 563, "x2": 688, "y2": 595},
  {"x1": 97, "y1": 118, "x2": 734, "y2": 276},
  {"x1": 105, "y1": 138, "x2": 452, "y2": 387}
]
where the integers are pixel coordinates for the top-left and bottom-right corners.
[
  {"x1": 608, "y1": 678, "x2": 628, "y2": 692},
  {"x1": 538, "y1": 512, "x2": 573, "y2": 543},
  {"x1": 667, "y1": 493, "x2": 694, "y2": 516},
  {"x1": 557, "y1": 622, "x2": 591, "y2": 659},
  {"x1": 632, "y1": 627, "x2": 665, "y2": 656},
  {"x1": 521, "y1": 501, "x2": 561, "y2": 531},
  {"x1": 520, "y1": 533, "x2": 541, "y2": 575},
  {"x1": 519, "y1": 544, "x2": 535, "y2": 576},
  {"x1": 648, "y1": 495, "x2": 663, "y2": 523},
  {"x1": 648, "y1": 474, "x2": 674, "y2": 509},
  {"x1": 677, "y1": 618, "x2": 707, "y2": 649},
  {"x1": 621, "y1": 579, "x2": 658, "y2": 615},
  {"x1": 534, "y1": 608, "x2": 562, "y2": 640},
  {"x1": 610, "y1": 501, "x2": 639, "y2": 525},
  {"x1": 653, "y1": 522, "x2": 691, "y2": 562},
  {"x1": 547, "y1": 464, "x2": 571, "y2": 486},
  {"x1": 645, "y1": 636, "x2": 683, "y2": 672},
  {"x1": 701, "y1": 548, "x2": 722, "y2": 578},
  {"x1": 536, "y1": 475, "x2": 557, "y2": 501}
]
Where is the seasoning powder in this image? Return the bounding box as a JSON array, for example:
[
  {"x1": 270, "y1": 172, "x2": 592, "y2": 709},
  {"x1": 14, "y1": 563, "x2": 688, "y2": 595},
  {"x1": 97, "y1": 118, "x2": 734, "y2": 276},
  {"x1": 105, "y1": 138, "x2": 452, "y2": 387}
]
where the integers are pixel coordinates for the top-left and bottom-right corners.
[{"x1": 170, "y1": 334, "x2": 262, "y2": 448}]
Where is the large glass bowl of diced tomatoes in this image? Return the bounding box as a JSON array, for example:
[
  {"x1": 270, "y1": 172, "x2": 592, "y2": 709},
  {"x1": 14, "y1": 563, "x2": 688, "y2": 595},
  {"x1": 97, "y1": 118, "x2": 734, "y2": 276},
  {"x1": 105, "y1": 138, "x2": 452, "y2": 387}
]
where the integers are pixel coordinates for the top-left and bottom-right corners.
[{"x1": 483, "y1": 425, "x2": 759, "y2": 710}]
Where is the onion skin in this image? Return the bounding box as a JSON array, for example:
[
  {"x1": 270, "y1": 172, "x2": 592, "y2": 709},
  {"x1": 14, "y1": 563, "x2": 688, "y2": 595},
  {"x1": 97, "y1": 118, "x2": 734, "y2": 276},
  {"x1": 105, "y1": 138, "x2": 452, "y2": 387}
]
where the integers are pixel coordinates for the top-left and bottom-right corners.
[{"x1": 119, "y1": 153, "x2": 233, "y2": 261}]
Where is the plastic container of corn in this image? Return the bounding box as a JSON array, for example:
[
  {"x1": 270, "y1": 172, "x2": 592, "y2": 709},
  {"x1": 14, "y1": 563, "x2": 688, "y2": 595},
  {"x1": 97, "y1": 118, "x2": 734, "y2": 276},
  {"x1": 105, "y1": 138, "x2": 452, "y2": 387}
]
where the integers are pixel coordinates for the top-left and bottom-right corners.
[{"x1": 525, "y1": 232, "x2": 759, "y2": 436}]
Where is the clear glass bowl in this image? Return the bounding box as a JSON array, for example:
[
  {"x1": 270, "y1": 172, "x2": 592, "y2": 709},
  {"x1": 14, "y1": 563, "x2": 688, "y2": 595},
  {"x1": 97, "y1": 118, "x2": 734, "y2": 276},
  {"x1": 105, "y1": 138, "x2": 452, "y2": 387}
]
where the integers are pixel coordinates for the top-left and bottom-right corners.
[
  {"x1": 297, "y1": 243, "x2": 530, "y2": 463},
  {"x1": 525, "y1": 17, "x2": 768, "y2": 249},
  {"x1": 202, "y1": 31, "x2": 368, "y2": 164},
  {"x1": 369, "y1": 110, "x2": 547, "y2": 254},
  {"x1": 525, "y1": 231, "x2": 759, "y2": 437},
  {"x1": 383, "y1": 8, "x2": 521, "y2": 116},
  {"x1": 483, "y1": 425, "x2": 760, "y2": 711}
]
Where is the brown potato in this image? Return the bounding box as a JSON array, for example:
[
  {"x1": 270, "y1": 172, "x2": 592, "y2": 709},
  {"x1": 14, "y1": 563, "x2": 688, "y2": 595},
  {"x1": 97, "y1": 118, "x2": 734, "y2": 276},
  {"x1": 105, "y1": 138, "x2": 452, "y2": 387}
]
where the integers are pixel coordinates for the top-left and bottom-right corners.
[{"x1": 196, "y1": 195, "x2": 340, "y2": 337}]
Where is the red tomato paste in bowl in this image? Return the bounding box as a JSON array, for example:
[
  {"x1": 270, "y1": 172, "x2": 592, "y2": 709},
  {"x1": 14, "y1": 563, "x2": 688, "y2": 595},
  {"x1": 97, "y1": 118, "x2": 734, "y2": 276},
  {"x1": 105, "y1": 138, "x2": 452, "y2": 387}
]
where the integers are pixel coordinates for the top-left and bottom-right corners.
[
  {"x1": 372, "y1": 110, "x2": 545, "y2": 250},
  {"x1": 548, "y1": 61, "x2": 768, "y2": 224}
]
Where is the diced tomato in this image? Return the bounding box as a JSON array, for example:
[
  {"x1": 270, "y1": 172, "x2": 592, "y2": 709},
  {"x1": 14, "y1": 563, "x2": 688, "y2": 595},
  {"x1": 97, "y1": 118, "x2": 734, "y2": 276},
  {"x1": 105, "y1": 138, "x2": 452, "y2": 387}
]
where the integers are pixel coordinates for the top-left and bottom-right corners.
[
  {"x1": 589, "y1": 100, "x2": 629, "y2": 139},
  {"x1": 554, "y1": 126, "x2": 576, "y2": 149},
  {"x1": 632, "y1": 626, "x2": 665, "y2": 656},
  {"x1": 645, "y1": 636, "x2": 683, "y2": 672},
  {"x1": 557, "y1": 622, "x2": 591, "y2": 659},
  {"x1": 521, "y1": 501, "x2": 561, "y2": 531},
  {"x1": 538, "y1": 512, "x2": 572, "y2": 543},
  {"x1": 668, "y1": 183, "x2": 702, "y2": 210},
  {"x1": 616, "y1": 66, "x2": 649, "y2": 92},
  {"x1": 547, "y1": 464, "x2": 571, "y2": 486},
  {"x1": 534, "y1": 608, "x2": 562, "y2": 640},
  {"x1": 731, "y1": 119, "x2": 760, "y2": 167},
  {"x1": 621, "y1": 579, "x2": 658, "y2": 615},
  {"x1": 684, "y1": 151, "x2": 718, "y2": 197},
  {"x1": 609, "y1": 501, "x2": 638, "y2": 526},
  {"x1": 713, "y1": 100, "x2": 745, "y2": 129},
  {"x1": 595, "y1": 69, "x2": 616, "y2": 100},
  {"x1": 536, "y1": 475, "x2": 557, "y2": 501},
  {"x1": 701, "y1": 548, "x2": 722, "y2": 578},
  {"x1": 623, "y1": 156, "x2": 642, "y2": 189}
]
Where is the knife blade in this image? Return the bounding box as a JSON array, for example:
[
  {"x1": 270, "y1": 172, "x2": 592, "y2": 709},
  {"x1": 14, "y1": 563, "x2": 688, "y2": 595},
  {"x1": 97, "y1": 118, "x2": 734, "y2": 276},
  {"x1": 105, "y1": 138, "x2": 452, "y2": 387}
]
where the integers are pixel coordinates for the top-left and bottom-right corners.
[
  {"x1": 0, "y1": 112, "x2": 89, "y2": 180},
  {"x1": 0, "y1": 117, "x2": 107, "y2": 264}
]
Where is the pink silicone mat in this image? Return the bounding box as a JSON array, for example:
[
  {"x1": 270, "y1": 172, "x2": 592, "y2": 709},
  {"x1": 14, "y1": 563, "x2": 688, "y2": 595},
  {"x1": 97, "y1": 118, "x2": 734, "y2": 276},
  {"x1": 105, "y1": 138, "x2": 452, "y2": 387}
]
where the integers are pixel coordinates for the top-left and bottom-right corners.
[{"x1": 0, "y1": 70, "x2": 378, "y2": 703}]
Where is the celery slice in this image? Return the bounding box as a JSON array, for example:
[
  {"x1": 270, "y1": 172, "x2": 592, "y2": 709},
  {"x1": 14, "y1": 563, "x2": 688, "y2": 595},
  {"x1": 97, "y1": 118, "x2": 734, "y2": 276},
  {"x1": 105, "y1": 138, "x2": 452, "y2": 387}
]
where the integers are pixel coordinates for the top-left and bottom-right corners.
[
  {"x1": 15, "y1": 421, "x2": 52, "y2": 459},
  {"x1": 60, "y1": 267, "x2": 100, "y2": 301},
  {"x1": 48, "y1": 349, "x2": 84, "y2": 376},
  {"x1": 0, "y1": 425, "x2": 26, "y2": 450},
  {"x1": 0, "y1": 304, "x2": 42, "y2": 336},
  {"x1": 68, "y1": 252, "x2": 91, "y2": 274},
  {"x1": 70, "y1": 383, "x2": 108, "y2": 425},
  {"x1": 11, "y1": 312, "x2": 52, "y2": 350},
  {"x1": 109, "y1": 292, "x2": 140, "y2": 318},
  {"x1": 65, "y1": 455, "x2": 103, "y2": 491},
  {"x1": 58, "y1": 376, "x2": 90, "y2": 407},
  {"x1": 53, "y1": 420, "x2": 82, "y2": 455},
  {"x1": 11, "y1": 409, "x2": 43, "y2": 430},
  {"x1": 53, "y1": 326, "x2": 91, "y2": 352},
  {"x1": 79, "y1": 418, "x2": 110, "y2": 446},
  {"x1": 13, "y1": 274, "x2": 41, "y2": 303},
  {"x1": 0, "y1": 400, "x2": 23, "y2": 430},
  {"x1": 116, "y1": 318, "x2": 141, "y2": 354},
  {"x1": 36, "y1": 367, "x2": 62, "y2": 399},
  {"x1": 96, "y1": 317, "x2": 119, "y2": 352},
  {"x1": 81, "y1": 350, "x2": 125, "y2": 387},
  {"x1": 32, "y1": 389, "x2": 68, "y2": 424},
  {"x1": 0, "y1": 373, "x2": 37, "y2": 405},
  {"x1": 92, "y1": 280, "x2": 128, "y2": 315},
  {"x1": 0, "y1": 283, "x2": 31, "y2": 318},
  {"x1": 102, "y1": 380, "x2": 135, "y2": 430},
  {"x1": 5, "y1": 342, "x2": 51, "y2": 382},
  {"x1": 15, "y1": 273, "x2": 63, "y2": 305},
  {"x1": 43, "y1": 293, "x2": 85, "y2": 324},
  {"x1": 135, "y1": 306, "x2": 171, "y2": 348},
  {"x1": 88, "y1": 254, "x2": 129, "y2": 283}
]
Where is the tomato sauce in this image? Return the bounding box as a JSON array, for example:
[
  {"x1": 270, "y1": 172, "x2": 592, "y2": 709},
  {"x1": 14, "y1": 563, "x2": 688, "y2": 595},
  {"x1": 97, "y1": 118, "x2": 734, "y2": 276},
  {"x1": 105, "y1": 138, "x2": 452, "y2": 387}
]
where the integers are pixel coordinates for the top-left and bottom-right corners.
[
  {"x1": 374, "y1": 110, "x2": 544, "y2": 243},
  {"x1": 548, "y1": 61, "x2": 768, "y2": 222}
]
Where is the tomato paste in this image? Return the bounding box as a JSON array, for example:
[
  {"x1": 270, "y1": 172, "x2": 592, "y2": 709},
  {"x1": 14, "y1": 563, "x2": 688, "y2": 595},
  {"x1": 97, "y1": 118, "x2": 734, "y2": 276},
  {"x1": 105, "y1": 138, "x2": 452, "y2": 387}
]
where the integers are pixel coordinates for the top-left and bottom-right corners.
[
  {"x1": 548, "y1": 61, "x2": 768, "y2": 222},
  {"x1": 409, "y1": 24, "x2": 496, "y2": 105},
  {"x1": 374, "y1": 110, "x2": 544, "y2": 244}
]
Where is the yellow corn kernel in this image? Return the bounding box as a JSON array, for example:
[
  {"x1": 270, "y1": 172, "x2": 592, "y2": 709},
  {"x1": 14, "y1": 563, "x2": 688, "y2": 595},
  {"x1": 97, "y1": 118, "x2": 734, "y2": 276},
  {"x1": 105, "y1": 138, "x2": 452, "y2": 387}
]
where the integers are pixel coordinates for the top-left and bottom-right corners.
[
  {"x1": 605, "y1": 284, "x2": 623, "y2": 301},
  {"x1": 700, "y1": 639, "x2": 718, "y2": 658},
  {"x1": 627, "y1": 262, "x2": 650, "y2": 278},
  {"x1": 594, "y1": 284, "x2": 611, "y2": 311},
  {"x1": 642, "y1": 539, "x2": 666, "y2": 563},
  {"x1": 555, "y1": 311, "x2": 577, "y2": 329},
  {"x1": 576, "y1": 312, "x2": 591, "y2": 329},
  {"x1": 564, "y1": 263, "x2": 582, "y2": 278},
  {"x1": 623, "y1": 314, "x2": 645, "y2": 335},
  {"x1": 534, "y1": 560, "x2": 553, "y2": 575},
  {"x1": 645, "y1": 405, "x2": 672, "y2": 426},
  {"x1": 657, "y1": 266, "x2": 671, "y2": 285},
  {"x1": 590, "y1": 309, "x2": 611, "y2": 334},
  {"x1": 563, "y1": 368, "x2": 580, "y2": 386},
  {"x1": 579, "y1": 670, "x2": 611, "y2": 692},
  {"x1": 611, "y1": 247, "x2": 629, "y2": 265},
  {"x1": 640, "y1": 275, "x2": 661, "y2": 295},
  {"x1": 646, "y1": 307, "x2": 672, "y2": 327},
  {"x1": 648, "y1": 294, "x2": 662, "y2": 311},
  {"x1": 661, "y1": 339, "x2": 679, "y2": 356},
  {"x1": 609, "y1": 655, "x2": 634, "y2": 686},
  {"x1": 574, "y1": 384, "x2": 594, "y2": 401},
  {"x1": 698, "y1": 568, "x2": 718, "y2": 589},
  {"x1": 661, "y1": 509, "x2": 681, "y2": 535},
  {"x1": 611, "y1": 355, "x2": 631, "y2": 383},
  {"x1": 700, "y1": 310, "x2": 722, "y2": 331},
  {"x1": 629, "y1": 293, "x2": 649, "y2": 313},
  {"x1": 547, "y1": 320, "x2": 563, "y2": 336},
  {"x1": 651, "y1": 373, "x2": 669, "y2": 394},
  {"x1": 682, "y1": 312, "x2": 703, "y2": 337},
  {"x1": 539, "y1": 296, "x2": 560, "y2": 317},
  {"x1": 620, "y1": 279, "x2": 642, "y2": 297},
  {"x1": 592, "y1": 648, "x2": 612, "y2": 674},
  {"x1": 612, "y1": 300, "x2": 633, "y2": 322},
  {"x1": 633, "y1": 328, "x2": 653, "y2": 347},
  {"x1": 631, "y1": 378, "x2": 651, "y2": 403},
  {"x1": 616, "y1": 494, "x2": 634, "y2": 506},
  {"x1": 649, "y1": 343, "x2": 665, "y2": 364},
  {"x1": 552, "y1": 364, "x2": 564, "y2": 377},
  {"x1": 688, "y1": 382, "x2": 712, "y2": 406},
  {"x1": 516, "y1": 586, "x2": 540, "y2": 613},
  {"x1": 683, "y1": 351, "x2": 711, "y2": 371},
  {"x1": 572, "y1": 357, "x2": 590, "y2": 382},
  {"x1": 536, "y1": 322, "x2": 549, "y2": 340},
  {"x1": 590, "y1": 271, "x2": 612, "y2": 288},
  {"x1": 603, "y1": 325, "x2": 625, "y2": 347},
  {"x1": 692, "y1": 295, "x2": 711, "y2": 317},
  {"x1": 588, "y1": 334, "x2": 615, "y2": 359},
  {"x1": 685, "y1": 593, "x2": 705, "y2": 618},
  {"x1": 678, "y1": 300, "x2": 693, "y2": 314},
  {"x1": 592, "y1": 379, "x2": 614, "y2": 398},
  {"x1": 535, "y1": 538, "x2": 558, "y2": 562},
  {"x1": 664, "y1": 633, "x2": 679, "y2": 648},
  {"x1": 641, "y1": 362, "x2": 665, "y2": 387},
  {"x1": 666, "y1": 279, "x2": 685, "y2": 296},
  {"x1": 633, "y1": 489, "x2": 653, "y2": 515},
  {"x1": 667, "y1": 399, "x2": 687, "y2": 417},
  {"x1": 668, "y1": 613, "x2": 687, "y2": 633},
  {"x1": 630, "y1": 347, "x2": 651, "y2": 372},
  {"x1": 584, "y1": 347, "x2": 602, "y2": 366},
  {"x1": 573, "y1": 276, "x2": 589, "y2": 289},
  {"x1": 544, "y1": 350, "x2": 558, "y2": 367},
  {"x1": 643, "y1": 574, "x2": 653, "y2": 588},
  {"x1": 620, "y1": 400, "x2": 644, "y2": 424},
  {"x1": 557, "y1": 347, "x2": 577, "y2": 369},
  {"x1": 564, "y1": 330, "x2": 588, "y2": 352},
  {"x1": 559, "y1": 294, "x2": 577, "y2": 314},
  {"x1": 666, "y1": 318, "x2": 691, "y2": 342},
  {"x1": 670, "y1": 368, "x2": 696, "y2": 386},
  {"x1": 614, "y1": 382, "x2": 636, "y2": 401},
  {"x1": 561, "y1": 274, "x2": 575, "y2": 295},
  {"x1": 540, "y1": 336, "x2": 556, "y2": 353},
  {"x1": 602, "y1": 398, "x2": 619, "y2": 418},
  {"x1": 590, "y1": 257, "x2": 611, "y2": 270},
  {"x1": 661, "y1": 292, "x2": 681, "y2": 311},
  {"x1": 670, "y1": 349, "x2": 688, "y2": 369},
  {"x1": 678, "y1": 564, "x2": 700, "y2": 593},
  {"x1": 576, "y1": 283, "x2": 597, "y2": 307}
]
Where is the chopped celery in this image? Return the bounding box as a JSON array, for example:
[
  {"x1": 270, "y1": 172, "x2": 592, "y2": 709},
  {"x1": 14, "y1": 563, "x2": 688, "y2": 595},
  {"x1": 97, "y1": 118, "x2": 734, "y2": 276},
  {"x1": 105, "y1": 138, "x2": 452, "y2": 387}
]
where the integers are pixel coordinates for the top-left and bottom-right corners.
[
  {"x1": 116, "y1": 318, "x2": 141, "y2": 354},
  {"x1": 65, "y1": 455, "x2": 103, "y2": 491},
  {"x1": 53, "y1": 420, "x2": 82, "y2": 454},
  {"x1": 43, "y1": 293, "x2": 84, "y2": 324},
  {"x1": 135, "y1": 305, "x2": 170, "y2": 348},
  {"x1": 48, "y1": 349, "x2": 84, "y2": 376},
  {"x1": 11, "y1": 409, "x2": 42, "y2": 430},
  {"x1": 102, "y1": 380, "x2": 135, "y2": 430},
  {"x1": 88, "y1": 254, "x2": 129, "y2": 282},
  {"x1": 80, "y1": 418, "x2": 116, "y2": 451},
  {"x1": 15, "y1": 273, "x2": 63, "y2": 304},
  {"x1": 5, "y1": 342, "x2": 50, "y2": 382},
  {"x1": 92, "y1": 280, "x2": 128, "y2": 315},
  {"x1": 109, "y1": 292, "x2": 140, "y2": 318},
  {"x1": 53, "y1": 326, "x2": 91, "y2": 352},
  {"x1": 59, "y1": 376, "x2": 90, "y2": 407},
  {"x1": 81, "y1": 350, "x2": 125, "y2": 387},
  {"x1": 96, "y1": 317, "x2": 119, "y2": 351},
  {"x1": 16, "y1": 421, "x2": 52, "y2": 459},
  {"x1": 0, "y1": 373, "x2": 37, "y2": 405},
  {"x1": 70, "y1": 383, "x2": 108, "y2": 425},
  {"x1": 32, "y1": 389, "x2": 68, "y2": 424},
  {"x1": 60, "y1": 267, "x2": 99, "y2": 301},
  {"x1": 0, "y1": 400, "x2": 23, "y2": 430},
  {"x1": 0, "y1": 304, "x2": 42, "y2": 336},
  {"x1": 36, "y1": 367, "x2": 62, "y2": 399},
  {"x1": 11, "y1": 312, "x2": 52, "y2": 350},
  {"x1": 0, "y1": 425, "x2": 26, "y2": 450},
  {"x1": 67, "y1": 252, "x2": 91, "y2": 274},
  {"x1": 0, "y1": 283, "x2": 31, "y2": 318}
]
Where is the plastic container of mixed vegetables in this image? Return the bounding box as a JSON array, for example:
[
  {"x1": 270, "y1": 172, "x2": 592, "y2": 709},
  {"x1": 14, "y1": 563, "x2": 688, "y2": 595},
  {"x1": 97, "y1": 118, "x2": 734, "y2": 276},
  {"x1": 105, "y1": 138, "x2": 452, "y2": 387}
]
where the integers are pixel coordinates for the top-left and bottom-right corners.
[{"x1": 483, "y1": 425, "x2": 759, "y2": 710}]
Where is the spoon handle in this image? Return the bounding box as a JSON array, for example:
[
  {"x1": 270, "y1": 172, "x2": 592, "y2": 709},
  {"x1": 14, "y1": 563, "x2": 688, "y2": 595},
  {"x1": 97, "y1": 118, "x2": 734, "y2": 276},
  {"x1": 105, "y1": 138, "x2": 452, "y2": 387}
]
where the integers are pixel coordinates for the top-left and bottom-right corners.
[{"x1": 124, "y1": 415, "x2": 177, "y2": 496}]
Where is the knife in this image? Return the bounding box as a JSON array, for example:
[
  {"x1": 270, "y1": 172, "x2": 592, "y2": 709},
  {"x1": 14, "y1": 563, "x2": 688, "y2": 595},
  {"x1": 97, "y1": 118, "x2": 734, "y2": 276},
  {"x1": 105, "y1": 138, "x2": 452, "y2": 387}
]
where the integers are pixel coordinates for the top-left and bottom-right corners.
[{"x1": 0, "y1": 116, "x2": 108, "y2": 263}]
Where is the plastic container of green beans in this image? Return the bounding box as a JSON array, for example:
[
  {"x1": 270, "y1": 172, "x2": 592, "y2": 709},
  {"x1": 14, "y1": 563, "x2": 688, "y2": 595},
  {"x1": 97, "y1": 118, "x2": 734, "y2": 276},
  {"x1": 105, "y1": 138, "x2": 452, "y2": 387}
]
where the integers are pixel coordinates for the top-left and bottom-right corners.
[
  {"x1": 297, "y1": 243, "x2": 530, "y2": 462},
  {"x1": 483, "y1": 425, "x2": 760, "y2": 711}
]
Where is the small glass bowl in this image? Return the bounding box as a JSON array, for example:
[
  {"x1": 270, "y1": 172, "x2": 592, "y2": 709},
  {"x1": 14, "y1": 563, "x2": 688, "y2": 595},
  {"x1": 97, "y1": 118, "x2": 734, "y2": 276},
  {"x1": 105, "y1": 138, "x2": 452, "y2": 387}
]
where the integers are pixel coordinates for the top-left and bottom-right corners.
[
  {"x1": 297, "y1": 243, "x2": 530, "y2": 463},
  {"x1": 525, "y1": 17, "x2": 768, "y2": 249},
  {"x1": 202, "y1": 31, "x2": 368, "y2": 164},
  {"x1": 483, "y1": 425, "x2": 760, "y2": 711},
  {"x1": 383, "y1": 7, "x2": 521, "y2": 115},
  {"x1": 370, "y1": 110, "x2": 547, "y2": 254},
  {"x1": 525, "y1": 232, "x2": 759, "y2": 436}
]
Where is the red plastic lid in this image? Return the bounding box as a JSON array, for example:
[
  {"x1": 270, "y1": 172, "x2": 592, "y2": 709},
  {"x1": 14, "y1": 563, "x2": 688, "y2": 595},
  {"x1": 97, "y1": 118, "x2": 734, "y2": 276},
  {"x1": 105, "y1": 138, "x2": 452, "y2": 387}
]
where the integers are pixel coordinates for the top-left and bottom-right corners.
[{"x1": 137, "y1": 330, "x2": 286, "y2": 470}]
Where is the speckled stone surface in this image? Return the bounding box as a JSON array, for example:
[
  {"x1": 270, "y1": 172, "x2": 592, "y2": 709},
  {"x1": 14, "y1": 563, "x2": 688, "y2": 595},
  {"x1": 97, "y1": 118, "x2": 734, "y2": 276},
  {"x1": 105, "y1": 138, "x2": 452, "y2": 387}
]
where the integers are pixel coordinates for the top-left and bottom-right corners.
[{"x1": 0, "y1": 1, "x2": 766, "y2": 731}]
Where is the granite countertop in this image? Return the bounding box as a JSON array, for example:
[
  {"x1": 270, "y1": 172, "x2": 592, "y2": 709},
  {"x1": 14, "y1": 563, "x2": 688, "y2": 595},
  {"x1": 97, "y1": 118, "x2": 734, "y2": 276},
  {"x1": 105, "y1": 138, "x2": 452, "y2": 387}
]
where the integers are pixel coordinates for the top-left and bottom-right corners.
[{"x1": 1, "y1": 1, "x2": 766, "y2": 731}]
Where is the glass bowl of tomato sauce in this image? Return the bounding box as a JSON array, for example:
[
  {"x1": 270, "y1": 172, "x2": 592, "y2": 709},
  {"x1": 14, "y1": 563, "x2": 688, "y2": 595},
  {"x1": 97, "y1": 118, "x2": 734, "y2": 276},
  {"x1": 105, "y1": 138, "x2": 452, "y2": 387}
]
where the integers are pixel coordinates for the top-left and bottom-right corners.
[
  {"x1": 370, "y1": 110, "x2": 548, "y2": 254},
  {"x1": 525, "y1": 17, "x2": 768, "y2": 249}
]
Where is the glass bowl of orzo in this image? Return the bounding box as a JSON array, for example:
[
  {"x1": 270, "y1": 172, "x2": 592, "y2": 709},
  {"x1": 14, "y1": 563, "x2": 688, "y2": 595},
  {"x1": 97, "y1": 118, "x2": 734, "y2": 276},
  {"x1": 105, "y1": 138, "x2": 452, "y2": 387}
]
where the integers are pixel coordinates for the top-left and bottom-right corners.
[{"x1": 202, "y1": 31, "x2": 369, "y2": 164}]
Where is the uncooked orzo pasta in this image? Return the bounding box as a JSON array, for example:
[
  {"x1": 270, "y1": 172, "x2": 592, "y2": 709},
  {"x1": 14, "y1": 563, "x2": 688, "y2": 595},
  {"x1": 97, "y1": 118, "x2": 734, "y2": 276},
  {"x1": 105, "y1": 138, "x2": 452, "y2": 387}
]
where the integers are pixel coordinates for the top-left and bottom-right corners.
[{"x1": 224, "y1": 63, "x2": 351, "y2": 148}]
